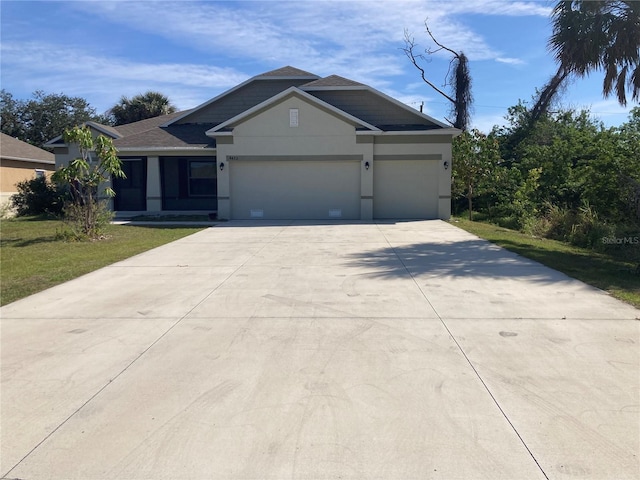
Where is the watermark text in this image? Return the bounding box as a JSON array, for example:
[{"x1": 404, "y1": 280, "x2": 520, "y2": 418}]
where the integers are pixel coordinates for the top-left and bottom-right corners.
[{"x1": 602, "y1": 236, "x2": 639, "y2": 245}]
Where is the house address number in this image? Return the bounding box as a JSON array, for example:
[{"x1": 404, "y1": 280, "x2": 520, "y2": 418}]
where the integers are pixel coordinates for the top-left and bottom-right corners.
[{"x1": 228, "y1": 156, "x2": 239, "y2": 161}]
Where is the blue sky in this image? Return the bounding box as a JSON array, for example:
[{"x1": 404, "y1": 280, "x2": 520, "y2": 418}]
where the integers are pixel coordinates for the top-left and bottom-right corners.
[{"x1": 1, "y1": 0, "x2": 636, "y2": 132}]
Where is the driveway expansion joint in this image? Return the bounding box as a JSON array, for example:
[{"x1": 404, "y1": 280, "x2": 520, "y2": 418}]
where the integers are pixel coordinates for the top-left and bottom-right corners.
[{"x1": 375, "y1": 222, "x2": 551, "y2": 480}]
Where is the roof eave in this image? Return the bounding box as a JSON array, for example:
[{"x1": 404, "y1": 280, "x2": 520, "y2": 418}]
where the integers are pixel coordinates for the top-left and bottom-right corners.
[
  {"x1": 376, "y1": 128, "x2": 461, "y2": 136},
  {"x1": 115, "y1": 146, "x2": 216, "y2": 152},
  {"x1": 1, "y1": 155, "x2": 55, "y2": 164}
]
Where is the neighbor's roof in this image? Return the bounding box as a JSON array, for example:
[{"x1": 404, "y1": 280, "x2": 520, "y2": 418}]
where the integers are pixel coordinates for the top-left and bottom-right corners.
[{"x1": 0, "y1": 133, "x2": 55, "y2": 164}]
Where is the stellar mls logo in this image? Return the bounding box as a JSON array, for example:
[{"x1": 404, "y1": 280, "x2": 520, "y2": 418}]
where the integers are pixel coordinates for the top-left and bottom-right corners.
[{"x1": 602, "y1": 236, "x2": 640, "y2": 245}]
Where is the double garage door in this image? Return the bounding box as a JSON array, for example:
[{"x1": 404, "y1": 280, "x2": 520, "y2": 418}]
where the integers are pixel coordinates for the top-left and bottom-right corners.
[
  {"x1": 229, "y1": 158, "x2": 439, "y2": 220},
  {"x1": 230, "y1": 160, "x2": 361, "y2": 220}
]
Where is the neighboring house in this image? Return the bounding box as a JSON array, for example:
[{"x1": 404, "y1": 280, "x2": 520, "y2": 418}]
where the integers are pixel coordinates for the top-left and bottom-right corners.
[
  {"x1": 47, "y1": 66, "x2": 460, "y2": 220},
  {"x1": 0, "y1": 133, "x2": 55, "y2": 208}
]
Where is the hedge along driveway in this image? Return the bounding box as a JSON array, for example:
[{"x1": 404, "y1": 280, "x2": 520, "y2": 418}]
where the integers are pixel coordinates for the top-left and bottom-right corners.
[{"x1": 1, "y1": 220, "x2": 638, "y2": 479}]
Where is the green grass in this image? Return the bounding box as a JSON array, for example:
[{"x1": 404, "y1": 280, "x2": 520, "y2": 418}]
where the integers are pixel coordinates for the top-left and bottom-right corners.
[
  {"x1": 452, "y1": 217, "x2": 640, "y2": 308},
  {"x1": 0, "y1": 216, "x2": 204, "y2": 306}
]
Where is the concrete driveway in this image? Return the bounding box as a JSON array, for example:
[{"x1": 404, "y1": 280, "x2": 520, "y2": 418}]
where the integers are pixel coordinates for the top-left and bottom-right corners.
[{"x1": 1, "y1": 220, "x2": 638, "y2": 480}]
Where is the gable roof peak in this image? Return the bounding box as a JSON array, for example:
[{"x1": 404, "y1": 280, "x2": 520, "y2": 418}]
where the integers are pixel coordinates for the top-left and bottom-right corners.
[
  {"x1": 257, "y1": 66, "x2": 319, "y2": 78},
  {"x1": 302, "y1": 75, "x2": 365, "y2": 88}
]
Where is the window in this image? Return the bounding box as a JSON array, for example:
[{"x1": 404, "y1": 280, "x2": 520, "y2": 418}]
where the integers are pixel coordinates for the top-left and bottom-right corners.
[
  {"x1": 35, "y1": 169, "x2": 46, "y2": 179},
  {"x1": 189, "y1": 161, "x2": 216, "y2": 196},
  {"x1": 289, "y1": 108, "x2": 299, "y2": 127}
]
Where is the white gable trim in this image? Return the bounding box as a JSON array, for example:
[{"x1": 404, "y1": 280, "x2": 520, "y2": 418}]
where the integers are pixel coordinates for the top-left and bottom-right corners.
[
  {"x1": 205, "y1": 87, "x2": 381, "y2": 136},
  {"x1": 44, "y1": 121, "x2": 122, "y2": 147}
]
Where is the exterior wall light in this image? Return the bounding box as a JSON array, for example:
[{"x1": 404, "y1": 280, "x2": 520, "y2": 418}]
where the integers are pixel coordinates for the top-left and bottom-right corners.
[
  {"x1": 443, "y1": 161, "x2": 449, "y2": 170},
  {"x1": 219, "y1": 162, "x2": 225, "y2": 171},
  {"x1": 365, "y1": 161, "x2": 370, "y2": 170}
]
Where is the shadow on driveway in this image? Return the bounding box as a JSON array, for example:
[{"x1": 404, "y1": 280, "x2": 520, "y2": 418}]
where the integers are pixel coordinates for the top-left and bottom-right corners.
[{"x1": 344, "y1": 238, "x2": 578, "y2": 284}]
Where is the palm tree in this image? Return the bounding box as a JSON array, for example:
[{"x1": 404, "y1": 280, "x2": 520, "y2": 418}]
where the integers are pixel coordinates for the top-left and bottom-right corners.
[
  {"x1": 531, "y1": 0, "x2": 640, "y2": 125},
  {"x1": 109, "y1": 91, "x2": 176, "y2": 126}
]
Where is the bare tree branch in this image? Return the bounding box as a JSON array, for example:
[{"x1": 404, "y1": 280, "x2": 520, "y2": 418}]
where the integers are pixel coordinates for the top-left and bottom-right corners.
[
  {"x1": 402, "y1": 30, "x2": 456, "y2": 105},
  {"x1": 425, "y1": 22, "x2": 460, "y2": 59},
  {"x1": 402, "y1": 21, "x2": 473, "y2": 131}
]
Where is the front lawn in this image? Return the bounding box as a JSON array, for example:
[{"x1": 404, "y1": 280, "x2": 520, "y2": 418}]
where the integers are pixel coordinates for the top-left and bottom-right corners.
[
  {"x1": 0, "y1": 217, "x2": 203, "y2": 306},
  {"x1": 452, "y1": 217, "x2": 640, "y2": 309}
]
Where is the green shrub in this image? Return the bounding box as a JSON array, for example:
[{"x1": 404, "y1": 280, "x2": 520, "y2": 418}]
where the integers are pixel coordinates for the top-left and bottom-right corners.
[
  {"x1": 58, "y1": 200, "x2": 114, "y2": 241},
  {"x1": 10, "y1": 176, "x2": 67, "y2": 216}
]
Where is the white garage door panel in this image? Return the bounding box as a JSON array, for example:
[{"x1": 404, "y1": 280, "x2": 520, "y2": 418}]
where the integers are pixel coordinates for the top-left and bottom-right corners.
[
  {"x1": 373, "y1": 160, "x2": 439, "y2": 219},
  {"x1": 230, "y1": 161, "x2": 360, "y2": 220}
]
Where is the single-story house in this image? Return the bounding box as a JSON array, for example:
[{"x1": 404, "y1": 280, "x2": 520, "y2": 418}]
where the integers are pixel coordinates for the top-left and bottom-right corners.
[
  {"x1": 47, "y1": 66, "x2": 460, "y2": 220},
  {"x1": 0, "y1": 132, "x2": 55, "y2": 208}
]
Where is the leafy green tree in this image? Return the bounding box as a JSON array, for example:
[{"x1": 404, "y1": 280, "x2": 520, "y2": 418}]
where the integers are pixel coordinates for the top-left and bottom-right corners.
[
  {"x1": 492, "y1": 102, "x2": 639, "y2": 240},
  {"x1": 0, "y1": 90, "x2": 108, "y2": 148},
  {"x1": 452, "y1": 129, "x2": 501, "y2": 220},
  {"x1": 108, "y1": 91, "x2": 176, "y2": 126},
  {"x1": 531, "y1": 0, "x2": 640, "y2": 124},
  {"x1": 52, "y1": 126, "x2": 125, "y2": 239},
  {"x1": 0, "y1": 90, "x2": 23, "y2": 139}
]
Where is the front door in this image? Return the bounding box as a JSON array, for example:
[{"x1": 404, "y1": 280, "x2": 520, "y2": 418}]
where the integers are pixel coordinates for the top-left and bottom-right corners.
[{"x1": 113, "y1": 159, "x2": 146, "y2": 211}]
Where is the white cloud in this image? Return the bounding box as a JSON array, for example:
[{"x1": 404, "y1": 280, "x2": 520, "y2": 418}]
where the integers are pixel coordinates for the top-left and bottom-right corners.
[
  {"x1": 1, "y1": 0, "x2": 555, "y2": 124},
  {"x1": 73, "y1": 0, "x2": 538, "y2": 80},
  {"x1": 496, "y1": 57, "x2": 526, "y2": 65},
  {"x1": 0, "y1": 42, "x2": 247, "y2": 111}
]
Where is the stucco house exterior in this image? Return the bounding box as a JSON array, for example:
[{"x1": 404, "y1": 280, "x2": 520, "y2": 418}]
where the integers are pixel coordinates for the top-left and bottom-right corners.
[
  {"x1": 0, "y1": 132, "x2": 55, "y2": 208},
  {"x1": 47, "y1": 66, "x2": 460, "y2": 220}
]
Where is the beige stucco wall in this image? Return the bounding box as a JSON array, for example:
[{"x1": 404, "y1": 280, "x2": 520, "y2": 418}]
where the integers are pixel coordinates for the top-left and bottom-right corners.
[
  {"x1": 0, "y1": 160, "x2": 55, "y2": 210},
  {"x1": 215, "y1": 94, "x2": 373, "y2": 220},
  {"x1": 1, "y1": 160, "x2": 53, "y2": 191},
  {"x1": 214, "y1": 94, "x2": 453, "y2": 220}
]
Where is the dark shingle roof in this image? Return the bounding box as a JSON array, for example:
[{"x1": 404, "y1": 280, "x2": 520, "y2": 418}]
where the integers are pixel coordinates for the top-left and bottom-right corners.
[
  {"x1": 258, "y1": 66, "x2": 319, "y2": 78},
  {"x1": 113, "y1": 124, "x2": 216, "y2": 149},
  {"x1": 0, "y1": 133, "x2": 55, "y2": 163},
  {"x1": 113, "y1": 110, "x2": 189, "y2": 137},
  {"x1": 302, "y1": 75, "x2": 365, "y2": 88},
  {"x1": 76, "y1": 66, "x2": 447, "y2": 150}
]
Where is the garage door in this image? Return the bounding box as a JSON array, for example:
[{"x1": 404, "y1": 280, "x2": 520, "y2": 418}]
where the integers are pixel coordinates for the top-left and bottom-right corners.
[
  {"x1": 230, "y1": 160, "x2": 360, "y2": 220},
  {"x1": 373, "y1": 160, "x2": 439, "y2": 219}
]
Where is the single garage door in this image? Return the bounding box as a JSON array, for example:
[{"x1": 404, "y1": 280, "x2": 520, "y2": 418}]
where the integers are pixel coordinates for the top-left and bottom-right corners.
[
  {"x1": 230, "y1": 160, "x2": 361, "y2": 220},
  {"x1": 373, "y1": 160, "x2": 439, "y2": 219}
]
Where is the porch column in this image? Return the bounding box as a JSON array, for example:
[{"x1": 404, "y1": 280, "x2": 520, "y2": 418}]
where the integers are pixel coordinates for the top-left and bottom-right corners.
[{"x1": 146, "y1": 156, "x2": 162, "y2": 212}]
